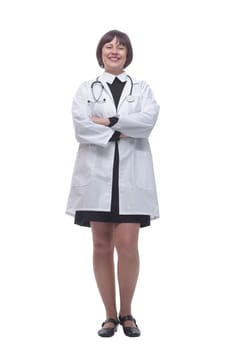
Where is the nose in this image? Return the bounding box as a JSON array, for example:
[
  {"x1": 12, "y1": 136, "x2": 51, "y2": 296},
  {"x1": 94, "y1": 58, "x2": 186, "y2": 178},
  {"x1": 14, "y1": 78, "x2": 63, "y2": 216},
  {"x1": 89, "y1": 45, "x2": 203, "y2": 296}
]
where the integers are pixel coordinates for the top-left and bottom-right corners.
[{"x1": 111, "y1": 46, "x2": 118, "y2": 54}]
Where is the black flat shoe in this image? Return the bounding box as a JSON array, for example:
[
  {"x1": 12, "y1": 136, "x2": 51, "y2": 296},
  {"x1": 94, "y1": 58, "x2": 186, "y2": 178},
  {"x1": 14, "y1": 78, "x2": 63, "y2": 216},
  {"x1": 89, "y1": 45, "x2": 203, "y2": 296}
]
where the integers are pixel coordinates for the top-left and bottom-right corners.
[
  {"x1": 98, "y1": 318, "x2": 119, "y2": 337},
  {"x1": 119, "y1": 315, "x2": 141, "y2": 337}
]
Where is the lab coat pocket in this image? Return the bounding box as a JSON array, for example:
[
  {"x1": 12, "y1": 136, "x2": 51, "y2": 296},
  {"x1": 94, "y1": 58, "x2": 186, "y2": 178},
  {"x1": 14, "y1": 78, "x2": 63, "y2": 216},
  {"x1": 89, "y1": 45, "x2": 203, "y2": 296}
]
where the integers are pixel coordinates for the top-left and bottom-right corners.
[
  {"x1": 127, "y1": 95, "x2": 142, "y2": 114},
  {"x1": 71, "y1": 145, "x2": 95, "y2": 187},
  {"x1": 134, "y1": 150, "x2": 155, "y2": 190},
  {"x1": 91, "y1": 100, "x2": 114, "y2": 119}
]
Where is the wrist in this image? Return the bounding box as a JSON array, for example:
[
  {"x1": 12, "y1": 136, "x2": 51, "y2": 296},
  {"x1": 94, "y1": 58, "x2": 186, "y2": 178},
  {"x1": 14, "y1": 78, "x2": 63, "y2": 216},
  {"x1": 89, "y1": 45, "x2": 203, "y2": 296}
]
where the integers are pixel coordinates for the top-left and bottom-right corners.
[
  {"x1": 105, "y1": 118, "x2": 111, "y2": 126},
  {"x1": 108, "y1": 116, "x2": 119, "y2": 127}
]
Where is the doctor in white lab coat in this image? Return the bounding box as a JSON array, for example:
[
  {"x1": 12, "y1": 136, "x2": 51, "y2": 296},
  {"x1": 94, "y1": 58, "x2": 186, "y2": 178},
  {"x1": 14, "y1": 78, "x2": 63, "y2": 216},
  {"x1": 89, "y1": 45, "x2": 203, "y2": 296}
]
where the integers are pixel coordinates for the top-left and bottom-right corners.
[{"x1": 66, "y1": 30, "x2": 160, "y2": 337}]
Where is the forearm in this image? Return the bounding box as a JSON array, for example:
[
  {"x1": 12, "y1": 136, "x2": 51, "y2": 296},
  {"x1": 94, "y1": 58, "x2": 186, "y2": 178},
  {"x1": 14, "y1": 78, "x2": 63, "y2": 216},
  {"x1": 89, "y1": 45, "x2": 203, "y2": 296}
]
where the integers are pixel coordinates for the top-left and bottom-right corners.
[
  {"x1": 111, "y1": 107, "x2": 160, "y2": 139},
  {"x1": 73, "y1": 117, "x2": 114, "y2": 147},
  {"x1": 91, "y1": 116, "x2": 122, "y2": 142}
]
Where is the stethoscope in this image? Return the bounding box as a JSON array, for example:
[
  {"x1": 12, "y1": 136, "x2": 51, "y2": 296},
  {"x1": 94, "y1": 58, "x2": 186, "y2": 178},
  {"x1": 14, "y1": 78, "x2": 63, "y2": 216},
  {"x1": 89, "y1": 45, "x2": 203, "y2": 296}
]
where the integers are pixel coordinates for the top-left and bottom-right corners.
[{"x1": 88, "y1": 75, "x2": 135, "y2": 104}]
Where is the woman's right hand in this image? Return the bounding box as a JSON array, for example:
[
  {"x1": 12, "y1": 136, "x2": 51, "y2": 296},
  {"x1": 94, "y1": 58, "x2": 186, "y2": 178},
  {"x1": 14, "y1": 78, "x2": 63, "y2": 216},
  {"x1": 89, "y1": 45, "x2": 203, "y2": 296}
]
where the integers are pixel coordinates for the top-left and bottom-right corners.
[{"x1": 91, "y1": 116, "x2": 110, "y2": 126}]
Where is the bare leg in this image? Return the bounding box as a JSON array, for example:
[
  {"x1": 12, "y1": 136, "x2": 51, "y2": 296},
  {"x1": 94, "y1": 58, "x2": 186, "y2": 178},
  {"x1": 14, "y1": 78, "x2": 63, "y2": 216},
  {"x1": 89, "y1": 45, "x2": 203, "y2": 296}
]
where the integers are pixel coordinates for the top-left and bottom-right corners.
[
  {"x1": 113, "y1": 223, "x2": 140, "y2": 326},
  {"x1": 91, "y1": 221, "x2": 117, "y2": 326}
]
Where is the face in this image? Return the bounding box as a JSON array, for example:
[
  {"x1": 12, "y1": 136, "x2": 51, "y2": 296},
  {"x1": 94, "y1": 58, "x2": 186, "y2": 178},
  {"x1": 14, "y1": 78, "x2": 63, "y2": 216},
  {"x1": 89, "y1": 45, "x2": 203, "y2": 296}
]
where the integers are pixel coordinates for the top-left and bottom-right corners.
[{"x1": 102, "y1": 36, "x2": 127, "y2": 75}]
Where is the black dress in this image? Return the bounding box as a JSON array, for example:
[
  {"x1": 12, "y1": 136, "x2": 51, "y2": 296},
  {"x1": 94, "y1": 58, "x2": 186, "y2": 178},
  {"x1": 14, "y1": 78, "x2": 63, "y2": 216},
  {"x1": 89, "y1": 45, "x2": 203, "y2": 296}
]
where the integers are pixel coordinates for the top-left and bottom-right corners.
[{"x1": 74, "y1": 77, "x2": 150, "y2": 228}]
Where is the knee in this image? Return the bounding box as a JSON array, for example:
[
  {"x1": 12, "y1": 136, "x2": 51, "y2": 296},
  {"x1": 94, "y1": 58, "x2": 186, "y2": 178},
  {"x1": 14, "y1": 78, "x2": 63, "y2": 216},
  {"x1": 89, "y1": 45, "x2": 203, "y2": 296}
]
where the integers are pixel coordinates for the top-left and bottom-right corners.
[
  {"x1": 93, "y1": 238, "x2": 114, "y2": 257},
  {"x1": 115, "y1": 237, "x2": 138, "y2": 259},
  {"x1": 92, "y1": 223, "x2": 114, "y2": 257}
]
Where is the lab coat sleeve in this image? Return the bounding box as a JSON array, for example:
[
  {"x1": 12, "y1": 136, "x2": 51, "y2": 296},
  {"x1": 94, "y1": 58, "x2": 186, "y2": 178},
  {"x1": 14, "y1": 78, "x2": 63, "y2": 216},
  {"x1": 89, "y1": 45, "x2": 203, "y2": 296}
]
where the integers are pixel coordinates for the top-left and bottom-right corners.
[
  {"x1": 72, "y1": 83, "x2": 115, "y2": 147},
  {"x1": 109, "y1": 131, "x2": 121, "y2": 142},
  {"x1": 111, "y1": 82, "x2": 160, "y2": 138}
]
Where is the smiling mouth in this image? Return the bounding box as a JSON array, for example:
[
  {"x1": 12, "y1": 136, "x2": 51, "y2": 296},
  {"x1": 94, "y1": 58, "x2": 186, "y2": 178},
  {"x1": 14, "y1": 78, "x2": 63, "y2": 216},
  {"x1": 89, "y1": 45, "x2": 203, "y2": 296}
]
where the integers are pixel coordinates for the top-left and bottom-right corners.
[{"x1": 108, "y1": 56, "x2": 120, "y2": 61}]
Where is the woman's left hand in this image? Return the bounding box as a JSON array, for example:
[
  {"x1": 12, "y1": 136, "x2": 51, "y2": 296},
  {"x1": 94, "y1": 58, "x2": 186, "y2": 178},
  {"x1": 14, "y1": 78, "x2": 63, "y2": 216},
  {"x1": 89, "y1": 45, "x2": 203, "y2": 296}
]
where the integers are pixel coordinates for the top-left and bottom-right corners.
[{"x1": 91, "y1": 116, "x2": 110, "y2": 126}]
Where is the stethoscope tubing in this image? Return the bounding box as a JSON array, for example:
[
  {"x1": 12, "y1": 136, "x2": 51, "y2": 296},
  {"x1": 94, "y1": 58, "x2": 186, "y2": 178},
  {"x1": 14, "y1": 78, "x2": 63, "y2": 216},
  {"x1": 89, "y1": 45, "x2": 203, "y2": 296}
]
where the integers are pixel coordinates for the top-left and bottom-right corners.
[{"x1": 89, "y1": 75, "x2": 134, "y2": 104}]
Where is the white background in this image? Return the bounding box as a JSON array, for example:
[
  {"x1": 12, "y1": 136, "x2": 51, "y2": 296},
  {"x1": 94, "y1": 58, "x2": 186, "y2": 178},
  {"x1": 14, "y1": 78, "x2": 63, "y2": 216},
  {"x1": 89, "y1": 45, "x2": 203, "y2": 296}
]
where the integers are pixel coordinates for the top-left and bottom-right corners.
[{"x1": 0, "y1": 0, "x2": 233, "y2": 349}]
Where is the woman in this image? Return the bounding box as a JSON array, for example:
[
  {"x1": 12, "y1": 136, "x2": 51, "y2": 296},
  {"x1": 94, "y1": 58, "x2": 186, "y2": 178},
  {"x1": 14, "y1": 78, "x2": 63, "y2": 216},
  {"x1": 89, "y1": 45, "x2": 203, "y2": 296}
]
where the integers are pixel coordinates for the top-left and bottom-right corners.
[{"x1": 66, "y1": 30, "x2": 160, "y2": 337}]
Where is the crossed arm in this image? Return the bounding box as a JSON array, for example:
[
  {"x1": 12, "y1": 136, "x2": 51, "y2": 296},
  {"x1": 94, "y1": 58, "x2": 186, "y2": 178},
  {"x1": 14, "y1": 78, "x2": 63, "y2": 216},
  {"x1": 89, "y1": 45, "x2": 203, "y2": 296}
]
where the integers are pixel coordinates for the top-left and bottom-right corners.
[
  {"x1": 91, "y1": 116, "x2": 127, "y2": 140},
  {"x1": 91, "y1": 116, "x2": 111, "y2": 126},
  {"x1": 72, "y1": 82, "x2": 159, "y2": 146}
]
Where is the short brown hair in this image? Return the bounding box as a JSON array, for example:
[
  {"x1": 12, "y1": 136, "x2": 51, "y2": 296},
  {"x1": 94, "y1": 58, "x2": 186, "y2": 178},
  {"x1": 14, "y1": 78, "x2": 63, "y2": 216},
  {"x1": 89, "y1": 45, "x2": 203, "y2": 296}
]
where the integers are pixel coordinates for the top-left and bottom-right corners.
[{"x1": 96, "y1": 30, "x2": 133, "y2": 68}]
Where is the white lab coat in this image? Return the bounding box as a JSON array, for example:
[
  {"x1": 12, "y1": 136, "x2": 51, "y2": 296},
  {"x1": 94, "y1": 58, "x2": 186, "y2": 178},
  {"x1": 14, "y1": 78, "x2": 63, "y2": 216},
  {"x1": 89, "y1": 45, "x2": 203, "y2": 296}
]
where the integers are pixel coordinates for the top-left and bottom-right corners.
[{"x1": 66, "y1": 72, "x2": 160, "y2": 220}]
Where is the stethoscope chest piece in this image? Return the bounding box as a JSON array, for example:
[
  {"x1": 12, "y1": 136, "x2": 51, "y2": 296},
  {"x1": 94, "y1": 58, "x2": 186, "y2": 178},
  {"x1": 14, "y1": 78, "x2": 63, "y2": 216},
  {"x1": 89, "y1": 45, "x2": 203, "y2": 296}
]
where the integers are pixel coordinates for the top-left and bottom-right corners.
[{"x1": 126, "y1": 95, "x2": 135, "y2": 103}]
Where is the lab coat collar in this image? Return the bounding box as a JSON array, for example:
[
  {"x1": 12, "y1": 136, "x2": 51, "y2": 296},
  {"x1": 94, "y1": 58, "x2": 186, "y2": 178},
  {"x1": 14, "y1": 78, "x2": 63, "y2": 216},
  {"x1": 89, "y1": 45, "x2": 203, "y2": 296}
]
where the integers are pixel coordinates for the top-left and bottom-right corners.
[{"x1": 100, "y1": 71, "x2": 127, "y2": 84}]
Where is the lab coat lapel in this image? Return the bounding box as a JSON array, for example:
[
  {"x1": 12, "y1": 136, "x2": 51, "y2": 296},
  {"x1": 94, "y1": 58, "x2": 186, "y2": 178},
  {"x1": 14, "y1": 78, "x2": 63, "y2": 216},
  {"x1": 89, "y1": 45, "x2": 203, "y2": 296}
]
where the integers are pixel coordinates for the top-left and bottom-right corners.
[
  {"x1": 98, "y1": 75, "x2": 114, "y2": 104},
  {"x1": 117, "y1": 77, "x2": 131, "y2": 111}
]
